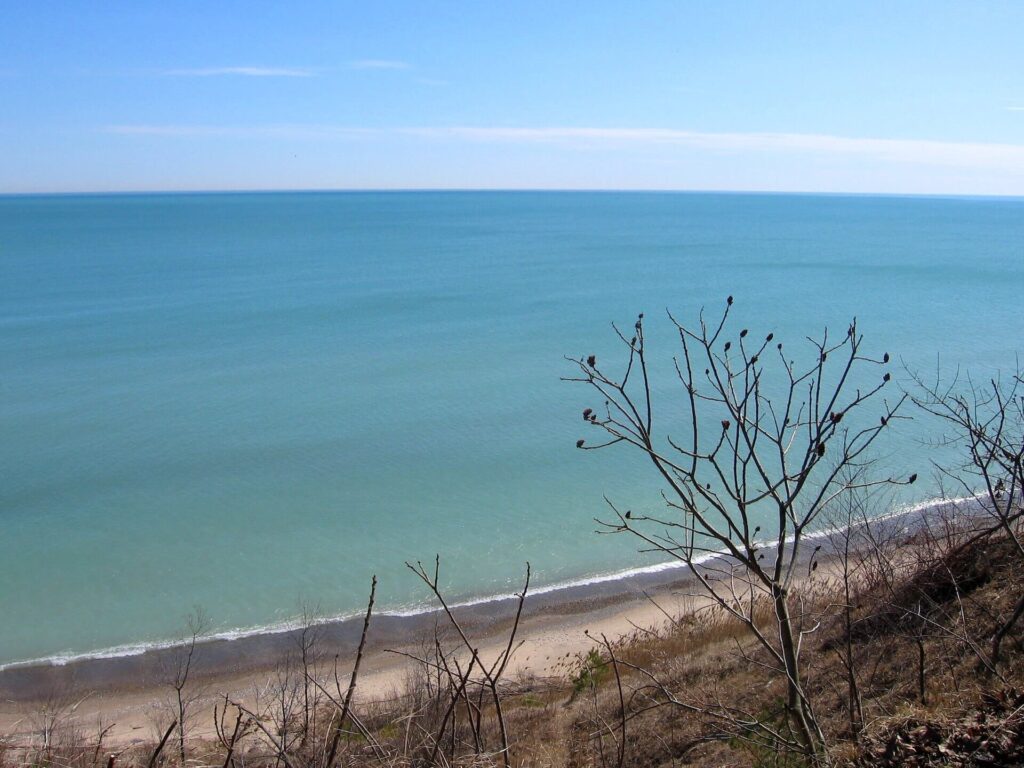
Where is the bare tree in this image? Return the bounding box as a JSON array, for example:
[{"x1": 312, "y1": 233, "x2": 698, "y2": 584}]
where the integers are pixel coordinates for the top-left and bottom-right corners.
[
  {"x1": 213, "y1": 695, "x2": 251, "y2": 768},
  {"x1": 293, "y1": 600, "x2": 324, "y2": 745},
  {"x1": 911, "y1": 367, "x2": 1024, "y2": 666},
  {"x1": 394, "y1": 558, "x2": 530, "y2": 768},
  {"x1": 316, "y1": 575, "x2": 379, "y2": 768},
  {"x1": 567, "y1": 298, "x2": 911, "y2": 762},
  {"x1": 164, "y1": 606, "x2": 210, "y2": 763},
  {"x1": 26, "y1": 684, "x2": 83, "y2": 763},
  {"x1": 267, "y1": 652, "x2": 305, "y2": 760},
  {"x1": 821, "y1": 485, "x2": 876, "y2": 741}
]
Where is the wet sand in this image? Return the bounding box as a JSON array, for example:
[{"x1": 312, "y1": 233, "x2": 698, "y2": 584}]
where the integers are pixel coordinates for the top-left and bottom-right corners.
[
  {"x1": 0, "y1": 563, "x2": 708, "y2": 744},
  {"x1": 0, "y1": 500, "x2": 962, "y2": 745}
]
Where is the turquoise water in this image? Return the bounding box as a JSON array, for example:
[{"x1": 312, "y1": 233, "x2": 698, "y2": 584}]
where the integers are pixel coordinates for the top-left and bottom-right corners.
[{"x1": 1, "y1": 191, "x2": 1021, "y2": 667}]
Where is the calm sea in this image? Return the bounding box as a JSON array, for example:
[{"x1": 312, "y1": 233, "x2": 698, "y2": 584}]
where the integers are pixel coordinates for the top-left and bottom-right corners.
[{"x1": 1, "y1": 191, "x2": 1021, "y2": 667}]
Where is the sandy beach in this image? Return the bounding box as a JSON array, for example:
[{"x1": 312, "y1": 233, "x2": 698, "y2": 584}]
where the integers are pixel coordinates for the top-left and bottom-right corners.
[
  {"x1": 0, "y1": 501, "x2": 955, "y2": 747},
  {"x1": 0, "y1": 559, "x2": 705, "y2": 745}
]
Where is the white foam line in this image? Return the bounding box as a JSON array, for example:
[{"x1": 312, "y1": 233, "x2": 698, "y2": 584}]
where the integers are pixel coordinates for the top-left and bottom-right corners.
[{"x1": 0, "y1": 495, "x2": 980, "y2": 673}]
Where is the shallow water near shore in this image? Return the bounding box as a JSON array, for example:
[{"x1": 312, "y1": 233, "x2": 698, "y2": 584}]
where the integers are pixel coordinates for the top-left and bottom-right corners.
[{"x1": 1, "y1": 191, "x2": 1022, "y2": 667}]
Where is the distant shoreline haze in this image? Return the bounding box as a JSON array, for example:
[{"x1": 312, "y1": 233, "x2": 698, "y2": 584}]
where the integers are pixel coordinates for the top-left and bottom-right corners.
[
  {"x1": 4, "y1": 188, "x2": 1024, "y2": 200},
  {"x1": 0, "y1": 191, "x2": 1021, "y2": 666}
]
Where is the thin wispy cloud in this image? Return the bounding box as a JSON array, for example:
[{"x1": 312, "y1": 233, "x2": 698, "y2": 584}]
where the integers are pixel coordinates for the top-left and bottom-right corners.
[
  {"x1": 402, "y1": 127, "x2": 1024, "y2": 171},
  {"x1": 163, "y1": 67, "x2": 315, "y2": 78},
  {"x1": 350, "y1": 59, "x2": 409, "y2": 70},
  {"x1": 103, "y1": 123, "x2": 1024, "y2": 173},
  {"x1": 1007, "y1": 106, "x2": 1024, "y2": 112},
  {"x1": 105, "y1": 124, "x2": 370, "y2": 138}
]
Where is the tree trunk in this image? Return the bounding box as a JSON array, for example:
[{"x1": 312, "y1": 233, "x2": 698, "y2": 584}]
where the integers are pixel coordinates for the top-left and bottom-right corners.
[{"x1": 773, "y1": 584, "x2": 825, "y2": 759}]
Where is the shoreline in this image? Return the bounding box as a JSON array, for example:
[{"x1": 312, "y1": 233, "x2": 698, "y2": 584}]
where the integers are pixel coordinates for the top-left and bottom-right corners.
[
  {"x1": 0, "y1": 557, "x2": 716, "y2": 744},
  {"x1": 0, "y1": 555, "x2": 697, "y2": 675},
  {"x1": 0, "y1": 494, "x2": 964, "y2": 678},
  {"x1": 0, "y1": 552, "x2": 710, "y2": 701},
  {"x1": 0, "y1": 496, "x2": 977, "y2": 744}
]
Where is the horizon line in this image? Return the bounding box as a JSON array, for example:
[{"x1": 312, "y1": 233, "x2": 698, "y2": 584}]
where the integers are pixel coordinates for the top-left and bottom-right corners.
[{"x1": 2, "y1": 186, "x2": 1024, "y2": 201}]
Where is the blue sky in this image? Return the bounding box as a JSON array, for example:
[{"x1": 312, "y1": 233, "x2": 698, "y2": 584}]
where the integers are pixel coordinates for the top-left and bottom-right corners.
[{"x1": 2, "y1": 1, "x2": 1024, "y2": 194}]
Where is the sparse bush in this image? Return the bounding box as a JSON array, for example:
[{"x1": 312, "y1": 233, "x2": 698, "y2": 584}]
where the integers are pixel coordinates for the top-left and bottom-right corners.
[{"x1": 567, "y1": 299, "x2": 910, "y2": 763}]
